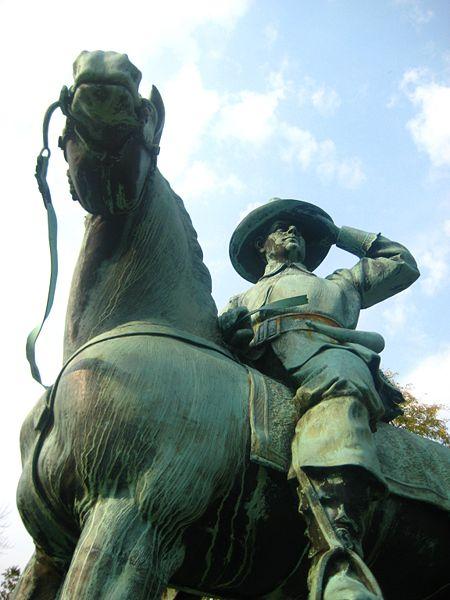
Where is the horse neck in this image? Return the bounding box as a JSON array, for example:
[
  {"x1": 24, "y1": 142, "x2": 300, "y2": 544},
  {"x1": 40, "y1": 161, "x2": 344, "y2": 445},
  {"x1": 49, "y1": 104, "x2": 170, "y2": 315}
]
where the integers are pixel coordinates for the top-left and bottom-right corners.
[{"x1": 63, "y1": 170, "x2": 221, "y2": 359}]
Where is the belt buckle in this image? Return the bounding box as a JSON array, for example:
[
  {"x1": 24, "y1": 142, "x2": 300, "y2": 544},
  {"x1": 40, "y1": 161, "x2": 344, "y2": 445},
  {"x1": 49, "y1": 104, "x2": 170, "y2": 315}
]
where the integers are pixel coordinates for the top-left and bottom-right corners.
[
  {"x1": 253, "y1": 318, "x2": 280, "y2": 346},
  {"x1": 265, "y1": 317, "x2": 280, "y2": 341}
]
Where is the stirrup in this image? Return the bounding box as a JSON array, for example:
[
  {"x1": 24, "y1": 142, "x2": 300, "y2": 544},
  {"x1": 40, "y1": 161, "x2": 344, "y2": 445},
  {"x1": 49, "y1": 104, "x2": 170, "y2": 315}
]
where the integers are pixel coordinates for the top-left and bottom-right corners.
[
  {"x1": 309, "y1": 546, "x2": 383, "y2": 600},
  {"x1": 295, "y1": 469, "x2": 383, "y2": 600}
]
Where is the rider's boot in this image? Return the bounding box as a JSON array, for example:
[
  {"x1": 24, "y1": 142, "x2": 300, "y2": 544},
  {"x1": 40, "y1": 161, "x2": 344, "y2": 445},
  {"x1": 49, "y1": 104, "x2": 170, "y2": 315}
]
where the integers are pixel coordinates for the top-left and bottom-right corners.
[{"x1": 297, "y1": 466, "x2": 384, "y2": 600}]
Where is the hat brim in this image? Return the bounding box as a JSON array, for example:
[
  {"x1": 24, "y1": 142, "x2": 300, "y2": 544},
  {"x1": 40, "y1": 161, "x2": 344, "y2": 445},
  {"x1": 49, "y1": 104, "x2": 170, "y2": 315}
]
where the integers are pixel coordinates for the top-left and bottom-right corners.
[{"x1": 230, "y1": 198, "x2": 334, "y2": 283}]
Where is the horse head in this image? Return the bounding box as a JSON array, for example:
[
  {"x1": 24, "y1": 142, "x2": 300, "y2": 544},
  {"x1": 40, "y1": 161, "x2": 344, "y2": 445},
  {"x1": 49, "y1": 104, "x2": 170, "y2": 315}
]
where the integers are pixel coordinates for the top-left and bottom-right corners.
[{"x1": 61, "y1": 50, "x2": 165, "y2": 216}]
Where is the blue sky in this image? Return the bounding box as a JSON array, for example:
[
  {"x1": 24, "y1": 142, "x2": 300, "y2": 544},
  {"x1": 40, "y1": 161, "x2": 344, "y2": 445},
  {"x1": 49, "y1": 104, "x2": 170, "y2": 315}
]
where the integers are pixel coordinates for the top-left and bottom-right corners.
[{"x1": 1, "y1": 0, "x2": 449, "y2": 571}]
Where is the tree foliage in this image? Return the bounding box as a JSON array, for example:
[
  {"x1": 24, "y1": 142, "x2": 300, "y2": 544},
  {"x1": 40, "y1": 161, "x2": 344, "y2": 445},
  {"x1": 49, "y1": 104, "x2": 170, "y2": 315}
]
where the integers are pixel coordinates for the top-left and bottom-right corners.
[
  {"x1": 0, "y1": 567, "x2": 20, "y2": 600},
  {"x1": 386, "y1": 371, "x2": 450, "y2": 446}
]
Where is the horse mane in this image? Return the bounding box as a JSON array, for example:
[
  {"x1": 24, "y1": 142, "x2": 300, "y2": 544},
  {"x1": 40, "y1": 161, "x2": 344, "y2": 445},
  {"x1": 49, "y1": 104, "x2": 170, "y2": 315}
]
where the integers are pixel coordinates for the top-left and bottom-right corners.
[
  {"x1": 161, "y1": 173, "x2": 215, "y2": 302},
  {"x1": 153, "y1": 171, "x2": 220, "y2": 338}
]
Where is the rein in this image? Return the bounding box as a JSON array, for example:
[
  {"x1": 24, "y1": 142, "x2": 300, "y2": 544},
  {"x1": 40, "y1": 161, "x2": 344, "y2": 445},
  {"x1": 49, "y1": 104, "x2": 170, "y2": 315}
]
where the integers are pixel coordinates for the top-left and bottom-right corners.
[
  {"x1": 26, "y1": 88, "x2": 160, "y2": 387},
  {"x1": 25, "y1": 88, "x2": 70, "y2": 387}
]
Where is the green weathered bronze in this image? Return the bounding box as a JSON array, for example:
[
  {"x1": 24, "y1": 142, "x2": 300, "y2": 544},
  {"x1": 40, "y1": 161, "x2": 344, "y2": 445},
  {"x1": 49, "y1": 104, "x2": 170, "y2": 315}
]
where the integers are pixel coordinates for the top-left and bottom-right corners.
[
  {"x1": 222, "y1": 200, "x2": 422, "y2": 598},
  {"x1": 14, "y1": 51, "x2": 450, "y2": 600}
]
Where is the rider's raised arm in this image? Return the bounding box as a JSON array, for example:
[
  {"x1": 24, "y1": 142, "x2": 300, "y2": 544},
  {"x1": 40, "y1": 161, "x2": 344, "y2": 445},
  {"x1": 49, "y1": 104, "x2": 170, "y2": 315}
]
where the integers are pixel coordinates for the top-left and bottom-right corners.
[{"x1": 331, "y1": 226, "x2": 420, "y2": 309}]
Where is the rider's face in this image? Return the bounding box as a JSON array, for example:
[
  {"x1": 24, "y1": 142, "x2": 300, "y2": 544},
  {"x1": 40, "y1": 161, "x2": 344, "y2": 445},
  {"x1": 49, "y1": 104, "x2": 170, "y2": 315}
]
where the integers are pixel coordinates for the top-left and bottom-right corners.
[{"x1": 259, "y1": 221, "x2": 306, "y2": 264}]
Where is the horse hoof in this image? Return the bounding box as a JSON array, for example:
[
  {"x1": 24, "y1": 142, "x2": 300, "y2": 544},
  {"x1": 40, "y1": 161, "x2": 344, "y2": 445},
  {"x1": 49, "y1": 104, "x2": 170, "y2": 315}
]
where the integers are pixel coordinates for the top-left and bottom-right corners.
[{"x1": 323, "y1": 571, "x2": 382, "y2": 600}]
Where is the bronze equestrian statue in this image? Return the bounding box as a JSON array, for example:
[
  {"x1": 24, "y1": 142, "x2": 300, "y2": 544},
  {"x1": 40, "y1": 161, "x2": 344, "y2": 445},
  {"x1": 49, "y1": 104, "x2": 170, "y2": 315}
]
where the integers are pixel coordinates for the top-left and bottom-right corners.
[
  {"x1": 220, "y1": 200, "x2": 419, "y2": 598},
  {"x1": 13, "y1": 51, "x2": 450, "y2": 600}
]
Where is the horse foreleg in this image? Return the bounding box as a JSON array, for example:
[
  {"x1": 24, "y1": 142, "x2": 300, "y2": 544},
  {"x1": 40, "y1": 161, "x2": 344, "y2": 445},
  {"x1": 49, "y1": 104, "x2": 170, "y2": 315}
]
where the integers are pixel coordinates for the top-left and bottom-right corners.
[
  {"x1": 12, "y1": 547, "x2": 66, "y2": 599},
  {"x1": 58, "y1": 497, "x2": 184, "y2": 600}
]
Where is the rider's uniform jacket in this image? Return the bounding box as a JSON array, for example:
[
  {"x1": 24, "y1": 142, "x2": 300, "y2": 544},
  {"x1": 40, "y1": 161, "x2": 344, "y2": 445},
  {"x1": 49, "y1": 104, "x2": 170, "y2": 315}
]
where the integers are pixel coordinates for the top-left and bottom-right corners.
[
  {"x1": 222, "y1": 227, "x2": 419, "y2": 482},
  {"x1": 223, "y1": 226, "x2": 419, "y2": 374}
]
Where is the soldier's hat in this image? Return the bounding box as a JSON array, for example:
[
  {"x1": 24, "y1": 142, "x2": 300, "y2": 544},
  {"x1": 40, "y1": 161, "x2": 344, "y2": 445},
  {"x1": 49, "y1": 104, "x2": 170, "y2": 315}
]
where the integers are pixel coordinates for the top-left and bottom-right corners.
[{"x1": 230, "y1": 198, "x2": 334, "y2": 283}]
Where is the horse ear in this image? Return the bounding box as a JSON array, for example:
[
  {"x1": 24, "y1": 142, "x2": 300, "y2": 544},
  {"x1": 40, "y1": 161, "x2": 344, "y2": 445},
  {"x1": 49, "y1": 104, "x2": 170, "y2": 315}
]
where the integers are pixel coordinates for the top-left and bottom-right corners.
[{"x1": 149, "y1": 85, "x2": 165, "y2": 145}]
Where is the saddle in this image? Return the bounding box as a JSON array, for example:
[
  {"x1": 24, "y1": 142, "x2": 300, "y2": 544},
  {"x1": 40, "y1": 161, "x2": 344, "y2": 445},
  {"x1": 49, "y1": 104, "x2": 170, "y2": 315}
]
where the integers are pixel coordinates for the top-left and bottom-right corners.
[{"x1": 248, "y1": 368, "x2": 450, "y2": 513}]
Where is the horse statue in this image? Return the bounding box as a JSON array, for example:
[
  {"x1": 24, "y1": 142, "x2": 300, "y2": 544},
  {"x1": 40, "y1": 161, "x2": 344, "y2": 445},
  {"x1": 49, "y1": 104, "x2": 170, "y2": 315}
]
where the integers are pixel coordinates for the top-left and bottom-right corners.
[{"x1": 14, "y1": 51, "x2": 450, "y2": 600}]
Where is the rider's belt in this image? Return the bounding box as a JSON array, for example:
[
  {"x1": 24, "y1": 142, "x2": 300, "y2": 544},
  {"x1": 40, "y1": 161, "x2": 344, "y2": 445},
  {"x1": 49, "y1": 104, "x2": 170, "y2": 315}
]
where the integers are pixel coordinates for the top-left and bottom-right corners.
[{"x1": 252, "y1": 313, "x2": 342, "y2": 346}]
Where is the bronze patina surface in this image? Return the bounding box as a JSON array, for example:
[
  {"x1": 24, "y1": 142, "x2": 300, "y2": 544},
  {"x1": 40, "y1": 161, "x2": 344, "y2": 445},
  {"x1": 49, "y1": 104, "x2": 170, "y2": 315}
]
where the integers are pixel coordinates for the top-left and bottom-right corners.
[
  {"x1": 14, "y1": 51, "x2": 450, "y2": 600},
  {"x1": 221, "y1": 201, "x2": 422, "y2": 598}
]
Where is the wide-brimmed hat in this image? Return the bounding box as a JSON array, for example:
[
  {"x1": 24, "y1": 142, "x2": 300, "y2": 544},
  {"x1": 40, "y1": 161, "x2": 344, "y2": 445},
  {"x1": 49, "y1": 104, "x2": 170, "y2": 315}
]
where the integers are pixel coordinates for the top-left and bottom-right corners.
[{"x1": 230, "y1": 198, "x2": 334, "y2": 283}]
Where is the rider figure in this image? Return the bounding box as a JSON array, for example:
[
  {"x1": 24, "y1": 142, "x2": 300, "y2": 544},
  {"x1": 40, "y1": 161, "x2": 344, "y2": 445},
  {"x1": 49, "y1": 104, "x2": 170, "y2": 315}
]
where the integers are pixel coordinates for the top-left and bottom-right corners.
[{"x1": 219, "y1": 198, "x2": 419, "y2": 600}]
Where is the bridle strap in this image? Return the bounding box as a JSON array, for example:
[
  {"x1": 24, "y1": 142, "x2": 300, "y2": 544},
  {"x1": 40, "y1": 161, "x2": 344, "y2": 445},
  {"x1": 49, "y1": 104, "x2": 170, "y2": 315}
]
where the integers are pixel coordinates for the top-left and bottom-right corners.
[
  {"x1": 26, "y1": 87, "x2": 159, "y2": 387},
  {"x1": 25, "y1": 97, "x2": 63, "y2": 387}
]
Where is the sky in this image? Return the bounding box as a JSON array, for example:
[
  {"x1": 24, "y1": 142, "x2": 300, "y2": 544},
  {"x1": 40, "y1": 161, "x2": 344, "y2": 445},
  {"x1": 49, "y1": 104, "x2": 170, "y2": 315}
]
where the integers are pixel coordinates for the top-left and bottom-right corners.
[{"x1": 0, "y1": 0, "x2": 449, "y2": 572}]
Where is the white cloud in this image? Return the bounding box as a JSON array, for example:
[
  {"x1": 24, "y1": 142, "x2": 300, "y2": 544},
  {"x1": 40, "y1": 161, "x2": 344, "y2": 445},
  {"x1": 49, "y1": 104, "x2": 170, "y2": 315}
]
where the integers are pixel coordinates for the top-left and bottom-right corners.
[
  {"x1": 238, "y1": 201, "x2": 263, "y2": 222},
  {"x1": 214, "y1": 63, "x2": 292, "y2": 145},
  {"x1": 413, "y1": 220, "x2": 450, "y2": 296},
  {"x1": 215, "y1": 88, "x2": 283, "y2": 144},
  {"x1": 263, "y1": 23, "x2": 278, "y2": 46},
  {"x1": 416, "y1": 249, "x2": 449, "y2": 296},
  {"x1": 280, "y1": 124, "x2": 366, "y2": 189},
  {"x1": 394, "y1": 0, "x2": 434, "y2": 26},
  {"x1": 177, "y1": 160, "x2": 244, "y2": 199},
  {"x1": 298, "y1": 77, "x2": 341, "y2": 117},
  {"x1": 311, "y1": 87, "x2": 341, "y2": 116},
  {"x1": 161, "y1": 62, "x2": 288, "y2": 187},
  {"x1": 382, "y1": 290, "x2": 417, "y2": 332},
  {"x1": 268, "y1": 61, "x2": 292, "y2": 95},
  {"x1": 400, "y1": 68, "x2": 450, "y2": 168},
  {"x1": 335, "y1": 157, "x2": 366, "y2": 189},
  {"x1": 158, "y1": 59, "x2": 299, "y2": 196},
  {"x1": 281, "y1": 126, "x2": 318, "y2": 168},
  {"x1": 407, "y1": 83, "x2": 450, "y2": 167},
  {"x1": 444, "y1": 219, "x2": 450, "y2": 236},
  {"x1": 280, "y1": 126, "x2": 318, "y2": 168},
  {"x1": 197, "y1": 65, "x2": 358, "y2": 191},
  {"x1": 158, "y1": 62, "x2": 221, "y2": 177},
  {"x1": 401, "y1": 347, "x2": 450, "y2": 415},
  {"x1": 383, "y1": 302, "x2": 406, "y2": 331}
]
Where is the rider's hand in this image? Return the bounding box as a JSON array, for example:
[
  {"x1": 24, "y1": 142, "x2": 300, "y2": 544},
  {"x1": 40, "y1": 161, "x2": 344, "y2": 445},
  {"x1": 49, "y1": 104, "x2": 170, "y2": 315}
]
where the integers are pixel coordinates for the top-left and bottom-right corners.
[{"x1": 218, "y1": 307, "x2": 254, "y2": 349}]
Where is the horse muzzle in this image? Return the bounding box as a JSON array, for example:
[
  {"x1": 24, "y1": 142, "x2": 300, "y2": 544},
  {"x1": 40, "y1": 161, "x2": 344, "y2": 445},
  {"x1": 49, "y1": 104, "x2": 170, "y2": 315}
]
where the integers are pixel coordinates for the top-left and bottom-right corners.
[
  {"x1": 68, "y1": 50, "x2": 144, "y2": 148},
  {"x1": 69, "y1": 82, "x2": 141, "y2": 147}
]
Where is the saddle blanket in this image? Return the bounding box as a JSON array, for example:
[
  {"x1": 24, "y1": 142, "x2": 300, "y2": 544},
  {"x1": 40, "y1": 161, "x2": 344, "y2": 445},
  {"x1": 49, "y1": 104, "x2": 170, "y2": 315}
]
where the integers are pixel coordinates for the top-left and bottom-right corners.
[{"x1": 248, "y1": 369, "x2": 450, "y2": 512}]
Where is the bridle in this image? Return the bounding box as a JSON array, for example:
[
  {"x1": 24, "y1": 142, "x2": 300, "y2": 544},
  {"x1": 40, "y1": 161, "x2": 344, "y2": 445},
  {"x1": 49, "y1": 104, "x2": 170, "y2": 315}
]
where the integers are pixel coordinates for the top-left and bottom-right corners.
[{"x1": 26, "y1": 86, "x2": 160, "y2": 387}]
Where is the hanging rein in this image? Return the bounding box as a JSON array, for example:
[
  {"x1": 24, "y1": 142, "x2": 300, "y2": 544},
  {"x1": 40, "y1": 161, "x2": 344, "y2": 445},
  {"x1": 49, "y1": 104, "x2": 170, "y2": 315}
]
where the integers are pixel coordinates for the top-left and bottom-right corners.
[{"x1": 26, "y1": 87, "x2": 160, "y2": 387}]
